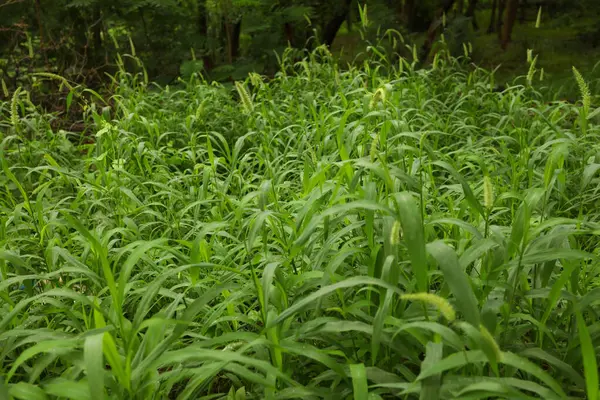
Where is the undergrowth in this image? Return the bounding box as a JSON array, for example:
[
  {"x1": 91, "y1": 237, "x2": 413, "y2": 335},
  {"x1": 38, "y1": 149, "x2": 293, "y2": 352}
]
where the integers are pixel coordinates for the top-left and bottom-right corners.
[{"x1": 0, "y1": 46, "x2": 600, "y2": 399}]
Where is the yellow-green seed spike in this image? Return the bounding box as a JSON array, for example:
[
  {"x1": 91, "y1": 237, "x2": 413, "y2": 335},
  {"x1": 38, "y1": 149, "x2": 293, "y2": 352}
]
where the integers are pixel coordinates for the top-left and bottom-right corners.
[
  {"x1": 573, "y1": 66, "x2": 591, "y2": 115},
  {"x1": 10, "y1": 87, "x2": 22, "y2": 134},
  {"x1": 235, "y1": 81, "x2": 254, "y2": 114},
  {"x1": 483, "y1": 176, "x2": 494, "y2": 210},
  {"x1": 401, "y1": 293, "x2": 456, "y2": 322}
]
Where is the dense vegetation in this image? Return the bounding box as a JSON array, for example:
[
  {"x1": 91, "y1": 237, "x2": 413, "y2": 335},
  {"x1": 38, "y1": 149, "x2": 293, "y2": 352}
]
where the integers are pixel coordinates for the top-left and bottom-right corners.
[{"x1": 1, "y1": 44, "x2": 599, "y2": 399}]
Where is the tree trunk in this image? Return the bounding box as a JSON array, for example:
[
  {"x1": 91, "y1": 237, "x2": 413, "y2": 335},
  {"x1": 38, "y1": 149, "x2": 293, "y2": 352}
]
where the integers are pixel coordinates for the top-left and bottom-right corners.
[
  {"x1": 346, "y1": 3, "x2": 353, "y2": 32},
  {"x1": 197, "y1": 0, "x2": 213, "y2": 70},
  {"x1": 501, "y1": 0, "x2": 518, "y2": 49},
  {"x1": 403, "y1": 0, "x2": 416, "y2": 31},
  {"x1": 457, "y1": 0, "x2": 464, "y2": 14},
  {"x1": 519, "y1": 0, "x2": 527, "y2": 22},
  {"x1": 496, "y1": 0, "x2": 506, "y2": 41},
  {"x1": 70, "y1": 11, "x2": 87, "y2": 51},
  {"x1": 225, "y1": 21, "x2": 242, "y2": 64},
  {"x1": 419, "y1": 0, "x2": 456, "y2": 61},
  {"x1": 488, "y1": 0, "x2": 497, "y2": 33},
  {"x1": 225, "y1": 20, "x2": 241, "y2": 63},
  {"x1": 466, "y1": 0, "x2": 478, "y2": 30},
  {"x1": 34, "y1": 0, "x2": 46, "y2": 63},
  {"x1": 91, "y1": 7, "x2": 103, "y2": 65},
  {"x1": 320, "y1": 0, "x2": 353, "y2": 47},
  {"x1": 284, "y1": 22, "x2": 294, "y2": 46}
]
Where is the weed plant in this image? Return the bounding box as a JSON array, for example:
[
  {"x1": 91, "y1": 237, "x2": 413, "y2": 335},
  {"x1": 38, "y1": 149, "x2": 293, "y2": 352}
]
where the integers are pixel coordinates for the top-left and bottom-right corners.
[{"x1": 0, "y1": 47, "x2": 599, "y2": 399}]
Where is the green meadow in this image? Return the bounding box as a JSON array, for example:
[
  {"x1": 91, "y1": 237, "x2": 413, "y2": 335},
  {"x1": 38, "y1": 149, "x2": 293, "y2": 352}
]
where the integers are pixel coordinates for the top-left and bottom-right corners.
[{"x1": 1, "y1": 48, "x2": 599, "y2": 399}]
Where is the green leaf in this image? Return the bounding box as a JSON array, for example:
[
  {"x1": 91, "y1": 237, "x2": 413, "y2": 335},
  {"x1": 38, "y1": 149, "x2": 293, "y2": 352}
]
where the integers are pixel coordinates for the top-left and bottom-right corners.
[
  {"x1": 396, "y1": 192, "x2": 428, "y2": 292},
  {"x1": 501, "y1": 352, "x2": 566, "y2": 398},
  {"x1": 417, "y1": 350, "x2": 487, "y2": 381},
  {"x1": 43, "y1": 379, "x2": 90, "y2": 400},
  {"x1": 350, "y1": 363, "x2": 369, "y2": 400},
  {"x1": 8, "y1": 382, "x2": 47, "y2": 400},
  {"x1": 433, "y1": 161, "x2": 486, "y2": 219},
  {"x1": 419, "y1": 342, "x2": 443, "y2": 400},
  {"x1": 84, "y1": 332, "x2": 105, "y2": 400},
  {"x1": 576, "y1": 310, "x2": 599, "y2": 400},
  {"x1": 268, "y1": 277, "x2": 403, "y2": 329},
  {"x1": 427, "y1": 241, "x2": 480, "y2": 326}
]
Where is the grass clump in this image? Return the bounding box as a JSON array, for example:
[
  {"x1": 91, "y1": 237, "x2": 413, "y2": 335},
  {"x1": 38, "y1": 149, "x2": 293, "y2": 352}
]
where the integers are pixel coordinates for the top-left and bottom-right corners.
[{"x1": 0, "y1": 49, "x2": 600, "y2": 399}]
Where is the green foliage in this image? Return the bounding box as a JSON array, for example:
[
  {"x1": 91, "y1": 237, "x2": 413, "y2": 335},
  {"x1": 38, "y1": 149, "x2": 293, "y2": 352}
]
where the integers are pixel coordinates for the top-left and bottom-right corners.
[{"x1": 1, "y1": 47, "x2": 600, "y2": 399}]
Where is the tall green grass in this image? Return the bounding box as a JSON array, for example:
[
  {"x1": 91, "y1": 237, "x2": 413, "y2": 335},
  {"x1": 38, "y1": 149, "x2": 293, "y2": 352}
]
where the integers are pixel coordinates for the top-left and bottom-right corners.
[{"x1": 0, "y1": 47, "x2": 599, "y2": 399}]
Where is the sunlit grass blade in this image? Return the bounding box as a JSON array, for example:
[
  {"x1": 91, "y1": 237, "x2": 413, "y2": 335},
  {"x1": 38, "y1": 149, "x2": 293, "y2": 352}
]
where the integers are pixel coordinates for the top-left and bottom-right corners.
[
  {"x1": 427, "y1": 241, "x2": 480, "y2": 326},
  {"x1": 396, "y1": 192, "x2": 428, "y2": 292},
  {"x1": 350, "y1": 363, "x2": 369, "y2": 400},
  {"x1": 576, "y1": 310, "x2": 599, "y2": 400}
]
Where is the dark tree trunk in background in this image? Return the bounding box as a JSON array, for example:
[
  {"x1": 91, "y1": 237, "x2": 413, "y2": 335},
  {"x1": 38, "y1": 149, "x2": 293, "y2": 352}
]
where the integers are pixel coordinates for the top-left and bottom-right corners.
[
  {"x1": 91, "y1": 7, "x2": 103, "y2": 66},
  {"x1": 520, "y1": 0, "x2": 527, "y2": 22},
  {"x1": 488, "y1": 0, "x2": 497, "y2": 32},
  {"x1": 419, "y1": 0, "x2": 456, "y2": 61},
  {"x1": 284, "y1": 22, "x2": 295, "y2": 45},
  {"x1": 71, "y1": 15, "x2": 87, "y2": 52},
  {"x1": 496, "y1": 0, "x2": 506, "y2": 40},
  {"x1": 197, "y1": 0, "x2": 213, "y2": 70},
  {"x1": 34, "y1": 0, "x2": 46, "y2": 63},
  {"x1": 467, "y1": 0, "x2": 478, "y2": 30},
  {"x1": 457, "y1": 0, "x2": 464, "y2": 14},
  {"x1": 403, "y1": 0, "x2": 416, "y2": 31},
  {"x1": 320, "y1": 0, "x2": 353, "y2": 47},
  {"x1": 501, "y1": 0, "x2": 518, "y2": 49},
  {"x1": 225, "y1": 21, "x2": 241, "y2": 63},
  {"x1": 346, "y1": 3, "x2": 353, "y2": 32}
]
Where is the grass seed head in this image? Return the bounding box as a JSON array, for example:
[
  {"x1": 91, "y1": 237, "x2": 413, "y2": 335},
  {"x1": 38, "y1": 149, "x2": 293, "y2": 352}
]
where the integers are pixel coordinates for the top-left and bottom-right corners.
[{"x1": 401, "y1": 293, "x2": 456, "y2": 322}]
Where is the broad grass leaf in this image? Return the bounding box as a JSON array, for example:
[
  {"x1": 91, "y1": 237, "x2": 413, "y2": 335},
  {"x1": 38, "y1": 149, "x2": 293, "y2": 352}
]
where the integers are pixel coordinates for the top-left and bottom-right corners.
[
  {"x1": 389, "y1": 321, "x2": 463, "y2": 351},
  {"x1": 62, "y1": 213, "x2": 120, "y2": 316},
  {"x1": 117, "y1": 239, "x2": 167, "y2": 306},
  {"x1": 350, "y1": 363, "x2": 369, "y2": 400},
  {"x1": 7, "y1": 340, "x2": 77, "y2": 381},
  {"x1": 279, "y1": 340, "x2": 347, "y2": 378},
  {"x1": 427, "y1": 241, "x2": 480, "y2": 326},
  {"x1": 8, "y1": 382, "x2": 47, "y2": 400},
  {"x1": 372, "y1": 255, "x2": 395, "y2": 364},
  {"x1": 455, "y1": 321, "x2": 500, "y2": 376},
  {"x1": 396, "y1": 192, "x2": 428, "y2": 292},
  {"x1": 132, "y1": 264, "x2": 198, "y2": 330},
  {"x1": 151, "y1": 346, "x2": 295, "y2": 386},
  {"x1": 520, "y1": 348, "x2": 585, "y2": 388},
  {"x1": 439, "y1": 377, "x2": 561, "y2": 400},
  {"x1": 507, "y1": 188, "x2": 544, "y2": 260},
  {"x1": 576, "y1": 310, "x2": 599, "y2": 400},
  {"x1": 93, "y1": 309, "x2": 129, "y2": 391},
  {"x1": 419, "y1": 342, "x2": 443, "y2": 400},
  {"x1": 84, "y1": 332, "x2": 105, "y2": 400},
  {"x1": 427, "y1": 217, "x2": 484, "y2": 239},
  {"x1": 417, "y1": 350, "x2": 487, "y2": 381},
  {"x1": 132, "y1": 285, "x2": 235, "y2": 381},
  {"x1": 43, "y1": 379, "x2": 91, "y2": 400},
  {"x1": 247, "y1": 210, "x2": 273, "y2": 252},
  {"x1": 581, "y1": 163, "x2": 600, "y2": 190},
  {"x1": 458, "y1": 238, "x2": 498, "y2": 270},
  {"x1": 267, "y1": 277, "x2": 403, "y2": 329},
  {"x1": 432, "y1": 161, "x2": 486, "y2": 219},
  {"x1": 541, "y1": 258, "x2": 578, "y2": 325},
  {"x1": 501, "y1": 352, "x2": 566, "y2": 398}
]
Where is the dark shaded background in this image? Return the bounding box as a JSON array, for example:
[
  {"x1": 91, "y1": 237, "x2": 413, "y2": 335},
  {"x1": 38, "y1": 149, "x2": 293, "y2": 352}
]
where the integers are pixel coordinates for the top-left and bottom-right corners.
[{"x1": 1, "y1": 0, "x2": 599, "y2": 100}]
